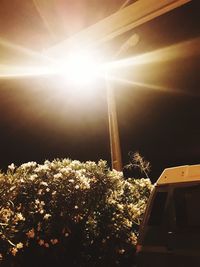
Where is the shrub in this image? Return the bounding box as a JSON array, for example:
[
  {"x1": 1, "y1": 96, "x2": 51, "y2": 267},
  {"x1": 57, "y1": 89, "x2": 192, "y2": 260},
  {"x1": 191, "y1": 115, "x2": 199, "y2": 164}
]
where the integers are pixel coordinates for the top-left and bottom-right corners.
[{"x1": 0, "y1": 159, "x2": 153, "y2": 267}]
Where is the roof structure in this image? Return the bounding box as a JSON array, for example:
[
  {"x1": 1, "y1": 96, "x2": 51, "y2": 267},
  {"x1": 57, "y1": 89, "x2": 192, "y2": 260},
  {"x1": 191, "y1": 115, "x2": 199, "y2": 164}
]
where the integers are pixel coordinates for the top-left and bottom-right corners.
[
  {"x1": 157, "y1": 165, "x2": 200, "y2": 185},
  {"x1": 46, "y1": 0, "x2": 191, "y2": 59}
]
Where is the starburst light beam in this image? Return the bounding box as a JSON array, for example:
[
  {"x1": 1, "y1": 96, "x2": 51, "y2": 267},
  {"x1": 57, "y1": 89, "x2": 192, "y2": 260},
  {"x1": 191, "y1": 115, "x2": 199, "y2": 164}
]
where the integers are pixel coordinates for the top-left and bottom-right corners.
[
  {"x1": 0, "y1": 64, "x2": 53, "y2": 79},
  {"x1": 104, "y1": 37, "x2": 200, "y2": 71},
  {"x1": 0, "y1": 37, "x2": 52, "y2": 65}
]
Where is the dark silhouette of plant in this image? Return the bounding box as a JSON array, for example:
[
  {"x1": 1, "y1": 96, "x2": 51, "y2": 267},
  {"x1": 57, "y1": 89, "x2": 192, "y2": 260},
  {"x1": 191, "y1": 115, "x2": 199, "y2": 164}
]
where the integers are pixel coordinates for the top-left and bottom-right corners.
[{"x1": 125, "y1": 152, "x2": 151, "y2": 179}]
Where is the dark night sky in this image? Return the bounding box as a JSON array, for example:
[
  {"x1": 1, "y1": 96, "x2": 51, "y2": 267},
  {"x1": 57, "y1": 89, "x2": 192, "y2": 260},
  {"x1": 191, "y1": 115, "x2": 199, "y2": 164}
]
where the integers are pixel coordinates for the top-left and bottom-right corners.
[{"x1": 0, "y1": 0, "x2": 200, "y2": 182}]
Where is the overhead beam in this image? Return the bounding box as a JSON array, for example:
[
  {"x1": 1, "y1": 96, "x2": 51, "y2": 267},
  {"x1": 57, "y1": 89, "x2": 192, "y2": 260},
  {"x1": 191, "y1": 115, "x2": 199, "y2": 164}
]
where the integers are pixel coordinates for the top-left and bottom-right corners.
[{"x1": 46, "y1": 0, "x2": 191, "y2": 58}]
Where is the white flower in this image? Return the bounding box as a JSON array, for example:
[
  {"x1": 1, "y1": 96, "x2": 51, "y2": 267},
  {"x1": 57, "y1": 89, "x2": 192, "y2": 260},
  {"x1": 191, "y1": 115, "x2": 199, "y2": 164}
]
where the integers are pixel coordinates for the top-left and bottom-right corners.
[
  {"x1": 29, "y1": 174, "x2": 37, "y2": 181},
  {"x1": 35, "y1": 199, "x2": 40, "y2": 205},
  {"x1": 21, "y1": 161, "x2": 37, "y2": 170},
  {"x1": 40, "y1": 181, "x2": 48, "y2": 187},
  {"x1": 85, "y1": 161, "x2": 96, "y2": 168},
  {"x1": 0, "y1": 208, "x2": 13, "y2": 223},
  {"x1": 60, "y1": 167, "x2": 72, "y2": 175},
  {"x1": 40, "y1": 201, "x2": 45, "y2": 206},
  {"x1": 123, "y1": 218, "x2": 132, "y2": 228},
  {"x1": 118, "y1": 248, "x2": 125, "y2": 254},
  {"x1": 9, "y1": 186, "x2": 16, "y2": 191},
  {"x1": 38, "y1": 189, "x2": 43, "y2": 195},
  {"x1": 35, "y1": 165, "x2": 49, "y2": 173},
  {"x1": 40, "y1": 209, "x2": 44, "y2": 214},
  {"x1": 78, "y1": 174, "x2": 91, "y2": 190},
  {"x1": 8, "y1": 163, "x2": 15, "y2": 171},
  {"x1": 15, "y1": 212, "x2": 25, "y2": 222},
  {"x1": 129, "y1": 232, "x2": 137, "y2": 245},
  {"x1": 53, "y1": 173, "x2": 62, "y2": 179},
  {"x1": 16, "y1": 242, "x2": 23, "y2": 249},
  {"x1": 70, "y1": 160, "x2": 81, "y2": 169},
  {"x1": 117, "y1": 204, "x2": 124, "y2": 211},
  {"x1": 44, "y1": 214, "x2": 51, "y2": 220}
]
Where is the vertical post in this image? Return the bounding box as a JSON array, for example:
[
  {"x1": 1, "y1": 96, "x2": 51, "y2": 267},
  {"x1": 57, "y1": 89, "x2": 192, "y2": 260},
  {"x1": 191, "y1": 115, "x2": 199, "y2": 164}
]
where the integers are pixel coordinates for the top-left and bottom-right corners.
[{"x1": 106, "y1": 78, "x2": 122, "y2": 171}]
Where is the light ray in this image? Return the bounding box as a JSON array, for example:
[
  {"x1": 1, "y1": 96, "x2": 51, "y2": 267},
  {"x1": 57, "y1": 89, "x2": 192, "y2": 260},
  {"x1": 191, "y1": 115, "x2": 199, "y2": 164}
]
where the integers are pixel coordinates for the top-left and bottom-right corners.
[
  {"x1": 0, "y1": 64, "x2": 53, "y2": 79},
  {"x1": 46, "y1": 0, "x2": 191, "y2": 58},
  {"x1": 32, "y1": 0, "x2": 56, "y2": 39},
  {"x1": 106, "y1": 75, "x2": 197, "y2": 96},
  {"x1": 0, "y1": 37, "x2": 52, "y2": 65},
  {"x1": 104, "y1": 37, "x2": 200, "y2": 70}
]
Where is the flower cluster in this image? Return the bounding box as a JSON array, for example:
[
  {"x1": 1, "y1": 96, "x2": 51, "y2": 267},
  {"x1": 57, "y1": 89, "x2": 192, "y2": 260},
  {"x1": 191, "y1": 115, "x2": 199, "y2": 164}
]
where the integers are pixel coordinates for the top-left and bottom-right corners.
[{"x1": 0, "y1": 159, "x2": 153, "y2": 266}]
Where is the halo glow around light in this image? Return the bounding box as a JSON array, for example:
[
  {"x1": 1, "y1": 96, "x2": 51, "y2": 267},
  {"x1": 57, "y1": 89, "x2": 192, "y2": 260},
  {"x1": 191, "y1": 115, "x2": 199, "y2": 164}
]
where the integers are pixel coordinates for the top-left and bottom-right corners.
[{"x1": 55, "y1": 50, "x2": 102, "y2": 86}]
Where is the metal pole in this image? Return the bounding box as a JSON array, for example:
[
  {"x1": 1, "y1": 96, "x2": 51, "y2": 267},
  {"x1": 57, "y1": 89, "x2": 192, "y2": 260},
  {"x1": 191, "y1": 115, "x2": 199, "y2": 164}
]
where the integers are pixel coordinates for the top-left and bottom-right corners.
[
  {"x1": 106, "y1": 78, "x2": 122, "y2": 171},
  {"x1": 106, "y1": 33, "x2": 139, "y2": 171}
]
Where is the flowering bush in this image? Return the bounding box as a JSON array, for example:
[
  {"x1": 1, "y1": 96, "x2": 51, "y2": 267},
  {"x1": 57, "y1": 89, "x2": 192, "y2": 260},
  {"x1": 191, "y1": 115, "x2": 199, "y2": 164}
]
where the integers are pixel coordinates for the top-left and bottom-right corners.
[{"x1": 0, "y1": 159, "x2": 153, "y2": 267}]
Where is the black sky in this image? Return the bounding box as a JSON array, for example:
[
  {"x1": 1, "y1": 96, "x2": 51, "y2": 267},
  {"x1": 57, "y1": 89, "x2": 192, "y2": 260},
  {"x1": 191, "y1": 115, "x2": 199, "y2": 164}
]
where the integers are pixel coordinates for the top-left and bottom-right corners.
[{"x1": 0, "y1": 1, "x2": 200, "y2": 182}]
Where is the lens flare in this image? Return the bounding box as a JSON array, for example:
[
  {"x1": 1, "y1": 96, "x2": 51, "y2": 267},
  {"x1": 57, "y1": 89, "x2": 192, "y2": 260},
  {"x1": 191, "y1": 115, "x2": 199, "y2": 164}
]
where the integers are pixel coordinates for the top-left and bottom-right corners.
[
  {"x1": 104, "y1": 37, "x2": 200, "y2": 70},
  {"x1": 54, "y1": 50, "x2": 102, "y2": 86},
  {"x1": 0, "y1": 37, "x2": 51, "y2": 64},
  {"x1": 0, "y1": 37, "x2": 199, "y2": 98},
  {"x1": 106, "y1": 75, "x2": 182, "y2": 94},
  {"x1": 0, "y1": 64, "x2": 53, "y2": 79}
]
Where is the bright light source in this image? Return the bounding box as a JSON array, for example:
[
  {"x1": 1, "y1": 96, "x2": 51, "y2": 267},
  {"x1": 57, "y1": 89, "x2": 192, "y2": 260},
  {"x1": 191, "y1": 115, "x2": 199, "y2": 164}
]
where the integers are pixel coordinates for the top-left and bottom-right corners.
[{"x1": 55, "y1": 50, "x2": 102, "y2": 86}]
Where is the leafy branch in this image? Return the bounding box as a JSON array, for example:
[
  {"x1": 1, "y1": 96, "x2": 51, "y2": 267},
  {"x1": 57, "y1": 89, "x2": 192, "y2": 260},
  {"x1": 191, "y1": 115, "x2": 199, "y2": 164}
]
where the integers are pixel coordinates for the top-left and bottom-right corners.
[{"x1": 125, "y1": 152, "x2": 151, "y2": 179}]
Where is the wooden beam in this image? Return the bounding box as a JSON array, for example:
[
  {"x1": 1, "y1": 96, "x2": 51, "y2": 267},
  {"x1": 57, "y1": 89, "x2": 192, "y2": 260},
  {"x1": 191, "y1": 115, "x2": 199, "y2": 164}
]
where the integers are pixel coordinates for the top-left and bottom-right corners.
[{"x1": 47, "y1": 0, "x2": 191, "y2": 58}]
